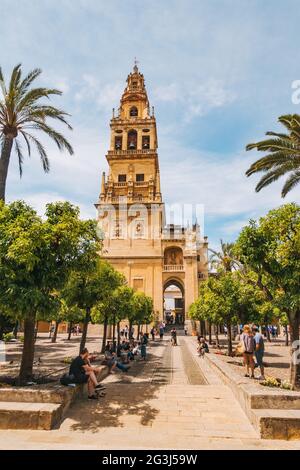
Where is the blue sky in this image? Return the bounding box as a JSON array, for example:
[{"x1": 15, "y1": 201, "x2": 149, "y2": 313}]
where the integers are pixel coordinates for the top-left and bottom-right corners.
[{"x1": 1, "y1": 0, "x2": 300, "y2": 249}]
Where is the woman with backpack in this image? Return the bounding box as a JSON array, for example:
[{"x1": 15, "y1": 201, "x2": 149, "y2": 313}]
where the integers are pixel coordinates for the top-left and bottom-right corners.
[{"x1": 241, "y1": 325, "x2": 255, "y2": 379}]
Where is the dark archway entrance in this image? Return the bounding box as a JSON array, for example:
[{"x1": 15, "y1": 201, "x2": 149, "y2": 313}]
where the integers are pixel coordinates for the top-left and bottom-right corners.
[{"x1": 163, "y1": 279, "x2": 185, "y2": 325}]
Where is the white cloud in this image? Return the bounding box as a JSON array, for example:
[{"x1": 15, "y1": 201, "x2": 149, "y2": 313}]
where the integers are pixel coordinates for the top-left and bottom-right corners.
[
  {"x1": 74, "y1": 75, "x2": 123, "y2": 111},
  {"x1": 159, "y1": 138, "x2": 298, "y2": 222},
  {"x1": 153, "y1": 79, "x2": 236, "y2": 121}
]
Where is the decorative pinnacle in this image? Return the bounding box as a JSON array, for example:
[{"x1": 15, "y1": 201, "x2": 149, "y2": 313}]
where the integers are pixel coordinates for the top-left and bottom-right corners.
[{"x1": 133, "y1": 57, "x2": 139, "y2": 73}]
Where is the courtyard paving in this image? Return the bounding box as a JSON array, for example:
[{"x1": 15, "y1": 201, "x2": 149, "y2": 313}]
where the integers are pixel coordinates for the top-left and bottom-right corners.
[{"x1": 0, "y1": 336, "x2": 300, "y2": 450}]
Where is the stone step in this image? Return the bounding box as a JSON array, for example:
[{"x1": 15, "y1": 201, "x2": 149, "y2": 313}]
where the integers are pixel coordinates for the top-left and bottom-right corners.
[
  {"x1": 0, "y1": 401, "x2": 63, "y2": 430},
  {"x1": 252, "y1": 409, "x2": 300, "y2": 440}
]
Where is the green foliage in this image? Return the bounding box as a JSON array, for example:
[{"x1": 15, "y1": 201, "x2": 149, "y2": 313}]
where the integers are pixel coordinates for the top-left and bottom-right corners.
[
  {"x1": 131, "y1": 291, "x2": 153, "y2": 325},
  {"x1": 2, "y1": 332, "x2": 14, "y2": 343},
  {"x1": 64, "y1": 260, "x2": 125, "y2": 316},
  {"x1": 246, "y1": 114, "x2": 300, "y2": 197},
  {"x1": 189, "y1": 272, "x2": 261, "y2": 327},
  {"x1": 0, "y1": 64, "x2": 73, "y2": 180},
  {"x1": 0, "y1": 199, "x2": 102, "y2": 380},
  {"x1": 0, "y1": 200, "x2": 102, "y2": 320},
  {"x1": 209, "y1": 239, "x2": 240, "y2": 273},
  {"x1": 235, "y1": 203, "x2": 300, "y2": 324}
]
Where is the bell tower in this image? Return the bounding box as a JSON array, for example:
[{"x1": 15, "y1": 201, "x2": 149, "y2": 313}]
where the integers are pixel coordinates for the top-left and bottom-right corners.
[
  {"x1": 95, "y1": 64, "x2": 165, "y2": 315},
  {"x1": 99, "y1": 63, "x2": 162, "y2": 206},
  {"x1": 95, "y1": 64, "x2": 209, "y2": 326}
]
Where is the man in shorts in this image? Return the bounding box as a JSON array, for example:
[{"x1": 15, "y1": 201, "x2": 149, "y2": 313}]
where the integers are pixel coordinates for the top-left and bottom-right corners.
[{"x1": 253, "y1": 326, "x2": 265, "y2": 380}]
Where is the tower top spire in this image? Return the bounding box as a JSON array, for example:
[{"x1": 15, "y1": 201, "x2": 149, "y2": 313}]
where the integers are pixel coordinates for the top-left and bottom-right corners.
[{"x1": 133, "y1": 57, "x2": 139, "y2": 73}]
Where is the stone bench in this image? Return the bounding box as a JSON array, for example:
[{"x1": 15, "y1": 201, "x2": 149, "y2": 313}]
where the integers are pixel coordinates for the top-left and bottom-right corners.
[
  {"x1": 0, "y1": 365, "x2": 109, "y2": 430},
  {"x1": 205, "y1": 353, "x2": 300, "y2": 440}
]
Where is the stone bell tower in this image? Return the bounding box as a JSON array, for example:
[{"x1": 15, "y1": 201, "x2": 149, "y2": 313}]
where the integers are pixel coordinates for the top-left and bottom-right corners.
[{"x1": 95, "y1": 63, "x2": 209, "y2": 325}]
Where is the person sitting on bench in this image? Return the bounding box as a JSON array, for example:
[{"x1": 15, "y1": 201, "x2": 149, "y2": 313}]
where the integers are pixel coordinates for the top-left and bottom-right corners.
[{"x1": 69, "y1": 347, "x2": 105, "y2": 400}]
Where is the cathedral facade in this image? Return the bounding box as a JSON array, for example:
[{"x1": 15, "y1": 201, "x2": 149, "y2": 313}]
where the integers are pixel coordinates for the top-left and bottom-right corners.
[{"x1": 95, "y1": 65, "x2": 208, "y2": 327}]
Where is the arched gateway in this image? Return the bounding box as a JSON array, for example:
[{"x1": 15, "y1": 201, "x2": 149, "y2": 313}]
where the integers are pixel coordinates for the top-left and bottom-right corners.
[
  {"x1": 163, "y1": 279, "x2": 185, "y2": 325},
  {"x1": 95, "y1": 64, "x2": 209, "y2": 331}
]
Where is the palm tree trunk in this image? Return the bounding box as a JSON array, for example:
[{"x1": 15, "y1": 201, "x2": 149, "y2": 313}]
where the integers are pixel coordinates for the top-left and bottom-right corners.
[
  {"x1": 79, "y1": 307, "x2": 90, "y2": 353},
  {"x1": 0, "y1": 137, "x2": 13, "y2": 202},
  {"x1": 18, "y1": 315, "x2": 36, "y2": 384},
  {"x1": 101, "y1": 315, "x2": 108, "y2": 353},
  {"x1": 51, "y1": 321, "x2": 60, "y2": 343},
  {"x1": 289, "y1": 314, "x2": 300, "y2": 389}
]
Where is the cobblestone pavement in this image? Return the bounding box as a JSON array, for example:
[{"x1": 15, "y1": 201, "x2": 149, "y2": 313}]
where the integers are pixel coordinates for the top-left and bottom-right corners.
[{"x1": 1, "y1": 336, "x2": 300, "y2": 450}]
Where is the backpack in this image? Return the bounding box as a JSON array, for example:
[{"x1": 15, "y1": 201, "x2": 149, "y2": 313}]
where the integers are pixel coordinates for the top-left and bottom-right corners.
[{"x1": 60, "y1": 373, "x2": 76, "y2": 386}]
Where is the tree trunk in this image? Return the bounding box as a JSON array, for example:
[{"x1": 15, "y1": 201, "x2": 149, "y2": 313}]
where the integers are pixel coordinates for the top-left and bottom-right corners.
[
  {"x1": 200, "y1": 320, "x2": 206, "y2": 337},
  {"x1": 112, "y1": 315, "x2": 116, "y2": 346},
  {"x1": 79, "y1": 307, "x2": 90, "y2": 353},
  {"x1": 137, "y1": 323, "x2": 141, "y2": 340},
  {"x1": 117, "y1": 322, "x2": 121, "y2": 347},
  {"x1": 129, "y1": 320, "x2": 133, "y2": 339},
  {"x1": 208, "y1": 321, "x2": 212, "y2": 345},
  {"x1": 101, "y1": 315, "x2": 108, "y2": 353},
  {"x1": 13, "y1": 320, "x2": 19, "y2": 339},
  {"x1": 214, "y1": 324, "x2": 220, "y2": 348},
  {"x1": 289, "y1": 314, "x2": 300, "y2": 390},
  {"x1": 285, "y1": 325, "x2": 289, "y2": 346},
  {"x1": 67, "y1": 322, "x2": 73, "y2": 341},
  {"x1": 0, "y1": 137, "x2": 13, "y2": 202},
  {"x1": 51, "y1": 321, "x2": 60, "y2": 343},
  {"x1": 18, "y1": 316, "x2": 36, "y2": 384},
  {"x1": 34, "y1": 321, "x2": 39, "y2": 341},
  {"x1": 266, "y1": 324, "x2": 271, "y2": 342},
  {"x1": 227, "y1": 321, "x2": 233, "y2": 356}
]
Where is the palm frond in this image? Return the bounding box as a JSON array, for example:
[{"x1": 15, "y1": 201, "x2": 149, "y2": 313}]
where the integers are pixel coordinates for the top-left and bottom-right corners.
[
  {"x1": 16, "y1": 68, "x2": 42, "y2": 101},
  {"x1": 14, "y1": 138, "x2": 24, "y2": 177},
  {"x1": 24, "y1": 132, "x2": 49, "y2": 172},
  {"x1": 281, "y1": 171, "x2": 300, "y2": 197},
  {"x1": 255, "y1": 164, "x2": 298, "y2": 192},
  {"x1": 246, "y1": 152, "x2": 300, "y2": 176},
  {"x1": 17, "y1": 88, "x2": 62, "y2": 112},
  {"x1": 19, "y1": 130, "x2": 31, "y2": 157},
  {"x1": 18, "y1": 105, "x2": 72, "y2": 130},
  {"x1": 0, "y1": 67, "x2": 7, "y2": 97},
  {"x1": 9, "y1": 64, "x2": 22, "y2": 97},
  {"x1": 31, "y1": 122, "x2": 74, "y2": 155}
]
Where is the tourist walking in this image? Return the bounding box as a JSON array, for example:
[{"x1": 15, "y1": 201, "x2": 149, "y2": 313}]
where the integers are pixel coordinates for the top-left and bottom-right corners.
[
  {"x1": 140, "y1": 332, "x2": 148, "y2": 360},
  {"x1": 159, "y1": 323, "x2": 164, "y2": 340},
  {"x1": 150, "y1": 326, "x2": 156, "y2": 341},
  {"x1": 253, "y1": 326, "x2": 265, "y2": 380},
  {"x1": 124, "y1": 325, "x2": 129, "y2": 339},
  {"x1": 170, "y1": 327, "x2": 177, "y2": 346},
  {"x1": 241, "y1": 325, "x2": 255, "y2": 379}
]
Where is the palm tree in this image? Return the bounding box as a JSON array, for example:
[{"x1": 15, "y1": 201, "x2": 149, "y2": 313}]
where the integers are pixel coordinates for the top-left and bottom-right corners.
[
  {"x1": 209, "y1": 239, "x2": 240, "y2": 273},
  {"x1": 0, "y1": 64, "x2": 73, "y2": 201},
  {"x1": 246, "y1": 114, "x2": 300, "y2": 197}
]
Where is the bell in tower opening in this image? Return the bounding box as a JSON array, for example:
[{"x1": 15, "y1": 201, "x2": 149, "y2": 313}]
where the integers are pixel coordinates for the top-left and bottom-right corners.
[{"x1": 128, "y1": 130, "x2": 137, "y2": 150}]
